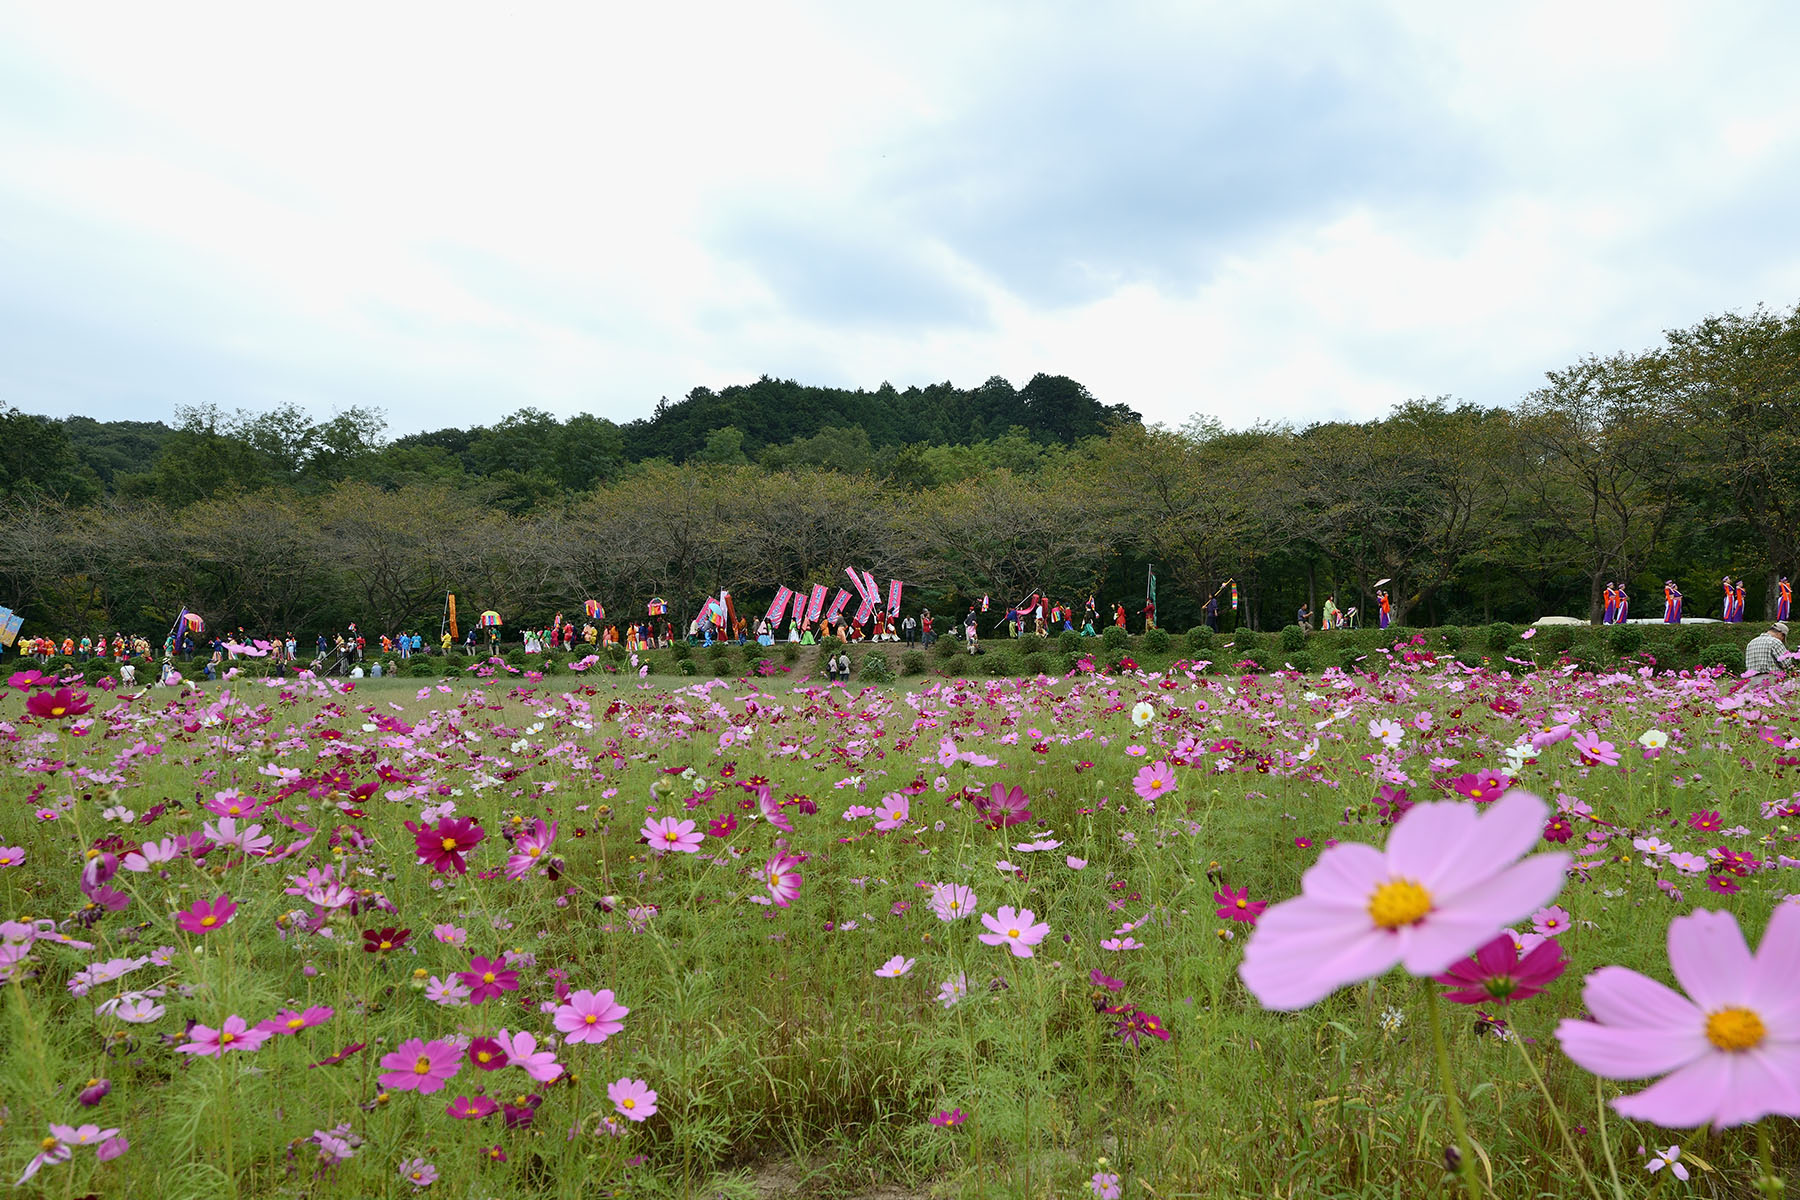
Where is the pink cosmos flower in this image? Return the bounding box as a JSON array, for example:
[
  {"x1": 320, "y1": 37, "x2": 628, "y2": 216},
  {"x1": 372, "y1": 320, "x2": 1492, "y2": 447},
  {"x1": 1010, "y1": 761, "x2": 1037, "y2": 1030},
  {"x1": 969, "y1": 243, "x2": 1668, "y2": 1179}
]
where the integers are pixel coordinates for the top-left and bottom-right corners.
[
  {"x1": 1132, "y1": 761, "x2": 1178, "y2": 801},
  {"x1": 1238, "y1": 789, "x2": 1571, "y2": 1010},
  {"x1": 1433, "y1": 932, "x2": 1567, "y2": 1004},
  {"x1": 929, "y1": 1108, "x2": 967, "y2": 1127},
  {"x1": 872, "y1": 794, "x2": 911, "y2": 832},
  {"x1": 257, "y1": 1006, "x2": 334, "y2": 1036},
  {"x1": 931, "y1": 883, "x2": 977, "y2": 921},
  {"x1": 459, "y1": 954, "x2": 520, "y2": 1004},
  {"x1": 642, "y1": 816, "x2": 703, "y2": 854},
  {"x1": 467, "y1": 1037, "x2": 509, "y2": 1070},
  {"x1": 875, "y1": 955, "x2": 915, "y2": 977},
  {"x1": 1556, "y1": 905, "x2": 1800, "y2": 1128},
  {"x1": 413, "y1": 816, "x2": 485, "y2": 874},
  {"x1": 175, "y1": 894, "x2": 238, "y2": 935},
  {"x1": 608, "y1": 1077, "x2": 659, "y2": 1121},
  {"x1": 1450, "y1": 770, "x2": 1511, "y2": 804},
  {"x1": 377, "y1": 1038, "x2": 463, "y2": 1093},
  {"x1": 496, "y1": 1029, "x2": 563, "y2": 1083},
  {"x1": 504, "y1": 818, "x2": 557, "y2": 880},
  {"x1": 178, "y1": 1014, "x2": 270, "y2": 1056},
  {"x1": 763, "y1": 853, "x2": 804, "y2": 907},
  {"x1": 1571, "y1": 730, "x2": 1620, "y2": 767},
  {"x1": 1531, "y1": 905, "x2": 1571, "y2": 937},
  {"x1": 0, "y1": 846, "x2": 23, "y2": 868},
  {"x1": 555, "y1": 988, "x2": 629, "y2": 1044},
  {"x1": 978, "y1": 905, "x2": 1050, "y2": 957},
  {"x1": 976, "y1": 783, "x2": 1033, "y2": 828}
]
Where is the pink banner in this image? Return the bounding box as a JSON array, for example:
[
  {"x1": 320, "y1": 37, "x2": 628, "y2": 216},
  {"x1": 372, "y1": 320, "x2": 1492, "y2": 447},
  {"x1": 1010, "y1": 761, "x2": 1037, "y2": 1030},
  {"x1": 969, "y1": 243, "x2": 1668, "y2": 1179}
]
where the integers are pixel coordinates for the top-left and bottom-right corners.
[
  {"x1": 765, "y1": 586, "x2": 792, "y2": 623},
  {"x1": 861, "y1": 570, "x2": 880, "y2": 607},
  {"x1": 853, "y1": 596, "x2": 874, "y2": 625},
  {"x1": 824, "y1": 588, "x2": 853, "y2": 623},
  {"x1": 805, "y1": 584, "x2": 827, "y2": 624},
  {"x1": 844, "y1": 566, "x2": 871, "y2": 604},
  {"x1": 886, "y1": 579, "x2": 902, "y2": 616}
]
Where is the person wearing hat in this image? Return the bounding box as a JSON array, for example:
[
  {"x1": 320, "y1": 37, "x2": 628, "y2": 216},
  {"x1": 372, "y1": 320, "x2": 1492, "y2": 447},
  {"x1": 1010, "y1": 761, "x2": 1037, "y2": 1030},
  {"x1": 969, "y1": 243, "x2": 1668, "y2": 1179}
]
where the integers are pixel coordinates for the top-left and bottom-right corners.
[{"x1": 1745, "y1": 622, "x2": 1789, "y2": 677}]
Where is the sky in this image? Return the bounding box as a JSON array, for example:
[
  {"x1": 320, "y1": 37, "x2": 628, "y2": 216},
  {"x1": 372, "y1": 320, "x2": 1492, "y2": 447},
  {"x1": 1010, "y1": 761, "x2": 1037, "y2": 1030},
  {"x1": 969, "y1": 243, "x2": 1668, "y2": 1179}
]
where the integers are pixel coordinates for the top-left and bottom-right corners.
[{"x1": 3, "y1": 1, "x2": 1800, "y2": 438}]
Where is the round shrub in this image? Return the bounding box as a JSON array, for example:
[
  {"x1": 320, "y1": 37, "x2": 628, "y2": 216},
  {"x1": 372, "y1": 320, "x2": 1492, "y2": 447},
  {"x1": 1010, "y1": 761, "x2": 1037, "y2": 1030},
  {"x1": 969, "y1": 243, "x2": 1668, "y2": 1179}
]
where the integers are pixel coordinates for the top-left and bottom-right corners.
[
  {"x1": 1338, "y1": 646, "x2": 1368, "y2": 673},
  {"x1": 1285, "y1": 650, "x2": 1316, "y2": 674},
  {"x1": 982, "y1": 651, "x2": 1016, "y2": 676},
  {"x1": 1539, "y1": 625, "x2": 1575, "y2": 654},
  {"x1": 1057, "y1": 629, "x2": 1083, "y2": 654},
  {"x1": 1567, "y1": 638, "x2": 1607, "y2": 672},
  {"x1": 781, "y1": 643, "x2": 800, "y2": 663},
  {"x1": 1678, "y1": 626, "x2": 1708, "y2": 654},
  {"x1": 859, "y1": 651, "x2": 895, "y2": 682},
  {"x1": 1101, "y1": 625, "x2": 1129, "y2": 651},
  {"x1": 1279, "y1": 624, "x2": 1307, "y2": 651},
  {"x1": 900, "y1": 651, "x2": 927, "y2": 676},
  {"x1": 1141, "y1": 626, "x2": 1172, "y2": 655},
  {"x1": 1607, "y1": 624, "x2": 1645, "y2": 656},
  {"x1": 1185, "y1": 625, "x2": 1214, "y2": 654},
  {"x1": 644, "y1": 642, "x2": 668, "y2": 661},
  {"x1": 678, "y1": 659, "x2": 698, "y2": 676},
  {"x1": 1022, "y1": 651, "x2": 1053, "y2": 676},
  {"x1": 1015, "y1": 634, "x2": 1047, "y2": 654},
  {"x1": 710, "y1": 657, "x2": 733, "y2": 676},
  {"x1": 1439, "y1": 625, "x2": 1466, "y2": 650},
  {"x1": 1700, "y1": 642, "x2": 1739, "y2": 669},
  {"x1": 932, "y1": 636, "x2": 959, "y2": 659},
  {"x1": 1456, "y1": 650, "x2": 1486, "y2": 669},
  {"x1": 1484, "y1": 623, "x2": 1517, "y2": 652}
]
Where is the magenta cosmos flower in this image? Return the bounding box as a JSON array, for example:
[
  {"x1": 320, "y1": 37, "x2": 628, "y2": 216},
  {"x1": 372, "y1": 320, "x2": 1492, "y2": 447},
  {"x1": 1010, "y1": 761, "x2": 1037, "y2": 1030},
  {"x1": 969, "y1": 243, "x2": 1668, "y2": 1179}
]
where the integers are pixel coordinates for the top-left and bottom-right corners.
[
  {"x1": 175, "y1": 894, "x2": 238, "y2": 935},
  {"x1": 413, "y1": 816, "x2": 484, "y2": 874},
  {"x1": 978, "y1": 906, "x2": 1050, "y2": 957},
  {"x1": 608, "y1": 1077, "x2": 658, "y2": 1121},
  {"x1": 378, "y1": 1038, "x2": 463, "y2": 1093},
  {"x1": 257, "y1": 1006, "x2": 334, "y2": 1036},
  {"x1": 1214, "y1": 886, "x2": 1267, "y2": 924},
  {"x1": 1238, "y1": 789, "x2": 1570, "y2": 1010},
  {"x1": 976, "y1": 783, "x2": 1033, "y2": 828},
  {"x1": 641, "y1": 815, "x2": 703, "y2": 854},
  {"x1": 1132, "y1": 761, "x2": 1178, "y2": 801},
  {"x1": 1434, "y1": 932, "x2": 1567, "y2": 1005},
  {"x1": 1557, "y1": 905, "x2": 1800, "y2": 1128},
  {"x1": 1571, "y1": 730, "x2": 1620, "y2": 768},
  {"x1": 458, "y1": 955, "x2": 520, "y2": 1004},
  {"x1": 26, "y1": 687, "x2": 92, "y2": 720},
  {"x1": 555, "y1": 988, "x2": 629, "y2": 1044}
]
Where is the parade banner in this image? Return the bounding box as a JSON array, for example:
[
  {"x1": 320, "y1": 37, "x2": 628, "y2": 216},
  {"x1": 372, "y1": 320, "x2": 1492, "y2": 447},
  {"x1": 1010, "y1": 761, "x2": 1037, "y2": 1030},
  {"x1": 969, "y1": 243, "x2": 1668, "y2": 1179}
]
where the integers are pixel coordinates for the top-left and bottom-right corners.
[
  {"x1": 853, "y1": 596, "x2": 873, "y2": 625},
  {"x1": 805, "y1": 584, "x2": 827, "y2": 624},
  {"x1": 844, "y1": 566, "x2": 871, "y2": 604},
  {"x1": 584, "y1": 598, "x2": 603, "y2": 620},
  {"x1": 824, "y1": 588, "x2": 853, "y2": 623},
  {"x1": 1230, "y1": 581, "x2": 1239, "y2": 611},
  {"x1": 765, "y1": 586, "x2": 793, "y2": 623},
  {"x1": 886, "y1": 579, "x2": 903, "y2": 616},
  {"x1": 0, "y1": 607, "x2": 18, "y2": 648},
  {"x1": 447, "y1": 593, "x2": 459, "y2": 640},
  {"x1": 861, "y1": 570, "x2": 880, "y2": 608}
]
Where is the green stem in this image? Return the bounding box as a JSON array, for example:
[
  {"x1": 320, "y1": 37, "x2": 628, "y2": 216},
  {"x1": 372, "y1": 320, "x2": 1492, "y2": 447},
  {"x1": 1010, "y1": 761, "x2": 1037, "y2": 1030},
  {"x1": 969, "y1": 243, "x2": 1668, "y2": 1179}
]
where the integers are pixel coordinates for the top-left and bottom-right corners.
[
  {"x1": 1509, "y1": 1029, "x2": 1604, "y2": 1200},
  {"x1": 1424, "y1": 983, "x2": 1483, "y2": 1200},
  {"x1": 1592, "y1": 1075, "x2": 1625, "y2": 1200},
  {"x1": 1755, "y1": 1121, "x2": 1783, "y2": 1198}
]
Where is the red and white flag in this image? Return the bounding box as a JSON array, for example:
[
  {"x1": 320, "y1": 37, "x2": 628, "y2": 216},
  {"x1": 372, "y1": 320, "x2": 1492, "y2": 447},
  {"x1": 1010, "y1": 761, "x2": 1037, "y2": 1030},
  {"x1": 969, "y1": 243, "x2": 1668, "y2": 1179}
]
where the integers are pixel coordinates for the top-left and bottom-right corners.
[{"x1": 886, "y1": 579, "x2": 903, "y2": 616}]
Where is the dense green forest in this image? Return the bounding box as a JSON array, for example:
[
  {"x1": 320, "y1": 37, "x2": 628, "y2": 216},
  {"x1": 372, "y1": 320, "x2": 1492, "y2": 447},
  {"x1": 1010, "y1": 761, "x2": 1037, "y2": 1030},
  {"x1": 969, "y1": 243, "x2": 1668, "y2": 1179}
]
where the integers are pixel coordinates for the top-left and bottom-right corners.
[{"x1": 1, "y1": 303, "x2": 1797, "y2": 639}]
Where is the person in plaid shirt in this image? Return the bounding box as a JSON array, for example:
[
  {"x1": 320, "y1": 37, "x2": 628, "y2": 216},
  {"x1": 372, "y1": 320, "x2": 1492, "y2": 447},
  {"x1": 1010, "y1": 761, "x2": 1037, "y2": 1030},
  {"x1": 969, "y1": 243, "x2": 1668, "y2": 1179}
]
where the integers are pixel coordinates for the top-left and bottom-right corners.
[{"x1": 1744, "y1": 622, "x2": 1789, "y2": 677}]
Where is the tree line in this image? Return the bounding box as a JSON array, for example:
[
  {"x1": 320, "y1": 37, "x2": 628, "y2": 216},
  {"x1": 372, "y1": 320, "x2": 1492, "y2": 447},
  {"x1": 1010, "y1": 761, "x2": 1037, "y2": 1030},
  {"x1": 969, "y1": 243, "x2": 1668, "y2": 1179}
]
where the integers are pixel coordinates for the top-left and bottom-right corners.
[{"x1": 1, "y1": 303, "x2": 1796, "y2": 637}]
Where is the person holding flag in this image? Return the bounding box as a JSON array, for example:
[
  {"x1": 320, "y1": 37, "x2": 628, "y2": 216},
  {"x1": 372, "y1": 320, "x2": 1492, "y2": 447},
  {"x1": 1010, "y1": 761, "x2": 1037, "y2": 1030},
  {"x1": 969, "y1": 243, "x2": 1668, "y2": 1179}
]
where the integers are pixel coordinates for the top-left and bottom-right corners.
[
  {"x1": 1615, "y1": 583, "x2": 1629, "y2": 623},
  {"x1": 1377, "y1": 588, "x2": 1391, "y2": 630},
  {"x1": 1663, "y1": 580, "x2": 1682, "y2": 624},
  {"x1": 1735, "y1": 577, "x2": 1747, "y2": 623},
  {"x1": 1780, "y1": 575, "x2": 1792, "y2": 622},
  {"x1": 1602, "y1": 582, "x2": 1617, "y2": 625},
  {"x1": 1722, "y1": 576, "x2": 1737, "y2": 622},
  {"x1": 1143, "y1": 566, "x2": 1157, "y2": 630}
]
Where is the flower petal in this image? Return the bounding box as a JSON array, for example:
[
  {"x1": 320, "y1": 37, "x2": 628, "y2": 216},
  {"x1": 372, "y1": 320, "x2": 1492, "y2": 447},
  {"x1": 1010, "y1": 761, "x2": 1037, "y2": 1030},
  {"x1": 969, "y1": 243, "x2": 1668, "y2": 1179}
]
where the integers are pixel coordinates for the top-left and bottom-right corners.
[
  {"x1": 1748, "y1": 903, "x2": 1800, "y2": 1027},
  {"x1": 1667, "y1": 908, "x2": 1755, "y2": 1012}
]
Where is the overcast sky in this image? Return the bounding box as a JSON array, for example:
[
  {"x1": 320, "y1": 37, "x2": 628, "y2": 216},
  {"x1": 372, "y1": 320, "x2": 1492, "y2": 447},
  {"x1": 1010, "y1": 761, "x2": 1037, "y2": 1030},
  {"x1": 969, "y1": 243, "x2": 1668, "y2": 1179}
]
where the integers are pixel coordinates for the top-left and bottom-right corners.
[{"x1": 3, "y1": 1, "x2": 1799, "y2": 437}]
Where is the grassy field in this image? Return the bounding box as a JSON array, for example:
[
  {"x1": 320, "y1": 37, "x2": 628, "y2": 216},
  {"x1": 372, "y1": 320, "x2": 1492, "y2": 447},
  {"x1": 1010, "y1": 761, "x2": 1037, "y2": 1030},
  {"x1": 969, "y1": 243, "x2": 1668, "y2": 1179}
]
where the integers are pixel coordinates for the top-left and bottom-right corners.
[{"x1": 0, "y1": 652, "x2": 1795, "y2": 1197}]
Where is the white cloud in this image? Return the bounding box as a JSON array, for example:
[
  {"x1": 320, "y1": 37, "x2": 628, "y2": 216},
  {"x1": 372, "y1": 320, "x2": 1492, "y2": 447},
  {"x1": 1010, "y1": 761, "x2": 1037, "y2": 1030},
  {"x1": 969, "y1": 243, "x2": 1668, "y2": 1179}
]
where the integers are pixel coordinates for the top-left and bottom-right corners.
[{"x1": 1, "y1": 1, "x2": 1798, "y2": 434}]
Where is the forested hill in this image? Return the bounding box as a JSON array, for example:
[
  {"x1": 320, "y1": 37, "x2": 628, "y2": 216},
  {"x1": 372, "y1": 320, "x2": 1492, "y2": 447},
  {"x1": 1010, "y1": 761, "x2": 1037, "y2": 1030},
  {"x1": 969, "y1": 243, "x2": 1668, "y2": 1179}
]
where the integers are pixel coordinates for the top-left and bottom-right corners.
[
  {"x1": 621, "y1": 373, "x2": 1138, "y2": 461},
  {"x1": 0, "y1": 371, "x2": 1134, "y2": 509}
]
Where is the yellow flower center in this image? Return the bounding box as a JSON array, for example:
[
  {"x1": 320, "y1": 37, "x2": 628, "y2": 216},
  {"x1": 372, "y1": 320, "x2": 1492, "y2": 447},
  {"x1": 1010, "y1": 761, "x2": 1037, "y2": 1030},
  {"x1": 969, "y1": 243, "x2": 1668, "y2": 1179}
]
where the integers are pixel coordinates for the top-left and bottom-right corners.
[
  {"x1": 228, "y1": 805, "x2": 241, "y2": 814},
  {"x1": 1367, "y1": 878, "x2": 1433, "y2": 929},
  {"x1": 622, "y1": 1098, "x2": 636, "y2": 1110},
  {"x1": 664, "y1": 831, "x2": 679, "y2": 842},
  {"x1": 1705, "y1": 1006, "x2": 1767, "y2": 1052},
  {"x1": 286, "y1": 1016, "x2": 304, "y2": 1030},
  {"x1": 1234, "y1": 898, "x2": 1247, "y2": 909},
  {"x1": 220, "y1": 1031, "x2": 236, "y2": 1044},
  {"x1": 441, "y1": 836, "x2": 458, "y2": 851},
  {"x1": 482, "y1": 972, "x2": 497, "y2": 984},
  {"x1": 584, "y1": 1013, "x2": 598, "y2": 1024},
  {"x1": 528, "y1": 846, "x2": 541, "y2": 857},
  {"x1": 477, "y1": 1050, "x2": 494, "y2": 1063},
  {"x1": 50, "y1": 705, "x2": 66, "y2": 717},
  {"x1": 380, "y1": 940, "x2": 392, "y2": 950},
  {"x1": 200, "y1": 915, "x2": 217, "y2": 927},
  {"x1": 1007, "y1": 928, "x2": 1020, "y2": 938},
  {"x1": 414, "y1": 1056, "x2": 432, "y2": 1074}
]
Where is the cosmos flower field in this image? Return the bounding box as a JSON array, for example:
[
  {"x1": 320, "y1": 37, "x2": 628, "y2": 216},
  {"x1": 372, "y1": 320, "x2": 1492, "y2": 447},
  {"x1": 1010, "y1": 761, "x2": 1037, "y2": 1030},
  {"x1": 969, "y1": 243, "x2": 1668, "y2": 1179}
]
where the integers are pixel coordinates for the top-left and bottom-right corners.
[{"x1": 1, "y1": 652, "x2": 1796, "y2": 1198}]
